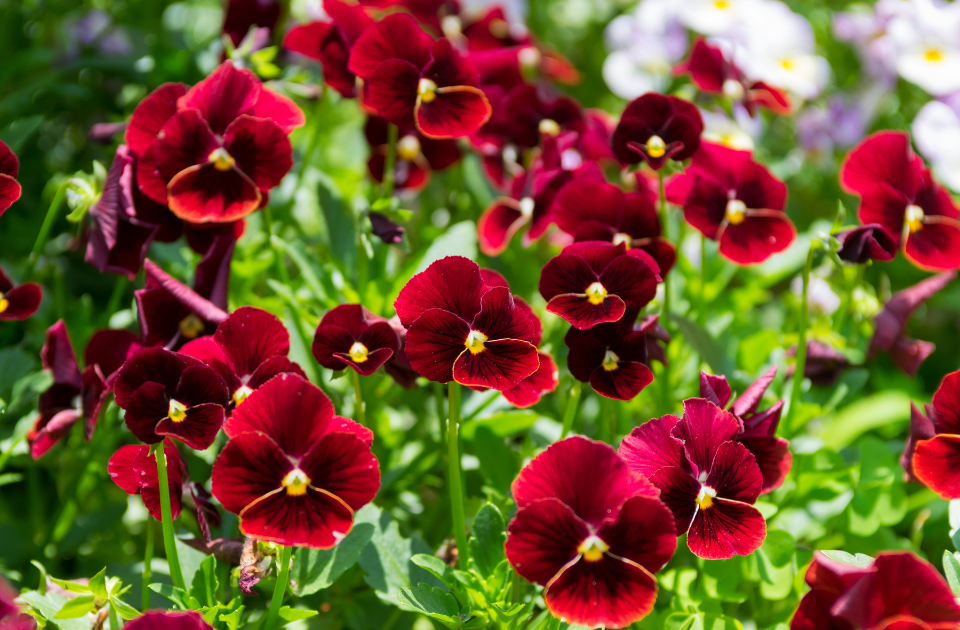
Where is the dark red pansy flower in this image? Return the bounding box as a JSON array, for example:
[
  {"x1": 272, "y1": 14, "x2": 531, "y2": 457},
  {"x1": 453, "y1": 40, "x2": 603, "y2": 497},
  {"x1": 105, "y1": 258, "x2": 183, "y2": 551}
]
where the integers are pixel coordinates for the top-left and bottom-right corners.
[
  {"x1": 347, "y1": 13, "x2": 491, "y2": 138},
  {"x1": 312, "y1": 304, "x2": 401, "y2": 376},
  {"x1": 129, "y1": 62, "x2": 304, "y2": 223},
  {"x1": 674, "y1": 38, "x2": 791, "y2": 116},
  {"x1": 787, "y1": 340, "x2": 851, "y2": 387},
  {"x1": 539, "y1": 241, "x2": 660, "y2": 330},
  {"x1": 841, "y1": 131, "x2": 960, "y2": 270},
  {"x1": 460, "y1": 6, "x2": 527, "y2": 51},
  {"x1": 611, "y1": 93, "x2": 703, "y2": 171},
  {"x1": 115, "y1": 348, "x2": 229, "y2": 450},
  {"x1": 359, "y1": 0, "x2": 459, "y2": 37},
  {"x1": 136, "y1": 259, "x2": 230, "y2": 349},
  {"x1": 108, "y1": 438, "x2": 185, "y2": 521},
  {"x1": 30, "y1": 322, "x2": 140, "y2": 458},
  {"x1": 835, "y1": 223, "x2": 897, "y2": 264},
  {"x1": 474, "y1": 83, "x2": 583, "y2": 157},
  {"x1": 395, "y1": 256, "x2": 539, "y2": 390},
  {"x1": 619, "y1": 398, "x2": 767, "y2": 559},
  {"x1": 383, "y1": 315, "x2": 420, "y2": 388},
  {"x1": 466, "y1": 45, "x2": 579, "y2": 94},
  {"x1": 901, "y1": 402, "x2": 934, "y2": 484},
  {"x1": 364, "y1": 115, "x2": 460, "y2": 191},
  {"x1": 505, "y1": 436, "x2": 676, "y2": 629},
  {"x1": 911, "y1": 370, "x2": 960, "y2": 498},
  {"x1": 553, "y1": 178, "x2": 676, "y2": 274},
  {"x1": 790, "y1": 551, "x2": 872, "y2": 630},
  {"x1": 699, "y1": 367, "x2": 791, "y2": 493},
  {"x1": 212, "y1": 374, "x2": 380, "y2": 548},
  {"x1": 564, "y1": 309, "x2": 654, "y2": 401},
  {"x1": 283, "y1": 0, "x2": 374, "y2": 98},
  {"x1": 223, "y1": 0, "x2": 281, "y2": 48},
  {"x1": 666, "y1": 141, "x2": 795, "y2": 265},
  {"x1": 0, "y1": 139, "x2": 21, "y2": 216},
  {"x1": 868, "y1": 270, "x2": 955, "y2": 377},
  {"x1": 181, "y1": 306, "x2": 306, "y2": 408},
  {"x1": 0, "y1": 266, "x2": 42, "y2": 322},
  {"x1": 122, "y1": 611, "x2": 213, "y2": 630}
]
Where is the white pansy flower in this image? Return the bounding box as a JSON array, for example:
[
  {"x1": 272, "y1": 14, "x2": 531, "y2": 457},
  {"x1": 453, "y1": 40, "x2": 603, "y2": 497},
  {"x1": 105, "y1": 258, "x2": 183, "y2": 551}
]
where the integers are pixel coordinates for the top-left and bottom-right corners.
[
  {"x1": 888, "y1": 0, "x2": 960, "y2": 95},
  {"x1": 913, "y1": 100, "x2": 960, "y2": 191}
]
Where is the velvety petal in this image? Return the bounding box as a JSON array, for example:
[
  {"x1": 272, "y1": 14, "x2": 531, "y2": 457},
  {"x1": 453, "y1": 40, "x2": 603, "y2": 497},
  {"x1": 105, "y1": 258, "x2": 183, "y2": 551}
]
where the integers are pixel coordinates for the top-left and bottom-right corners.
[
  {"x1": 132, "y1": 440, "x2": 185, "y2": 521},
  {"x1": 312, "y1": 325, "x2": 356, "y2": 371},
  {"x1": 619, "y1": 414, "x2": 685, "y2": 480},
  {"x1": 29, "y1": 409, "x2": 82, "y2": 459},
  {"x1": 244, "y1": 356, "x2": 307, "y2": 391},
  {"x1": 41, "y1": 321, "x2": 83, "y2": 389},
  {"x1": 153, "y1": 109, "x2": 222, "y2": 182},
  {"x1": 477, "y1": 199, "x2": 525, "y2": 255},
  {"x1": 167, "y1": 161, "x2": 263, "y2": 224},
  {"x1": 913, "y1": 435, "x2": 960, "y2": 499},
  {"x1": 156, "y1": 401, "x2": 224, "y2": 450},
  {"x1": 650, "y1": 465, "x2": 702, "y2": 535},
  {"x1": 253, "y1": 88, "x2": 305, "y2": 134},
  {"x1": 358, "y1": 320, "x2": 401, "y2": 354},
  {"x1": 239, "y1": 486, "x2": 356, "y2": 549},
  {"x1": 598, "y1": 253, "x2": 659, "y2": 307},
  {"x1": 299, "y1": 431, "x2": 380, "y2": 511},
  {"x1": 539, "y1": 252, "x2": 601, "y2": 302},
  {"x1": 123, "y1": 381, "x2": 171, "y2": 444},
  {"x1": 566, "y1": 334, "x2": 606, "y2": 382},
  {"x1": 126, "y1": 83, "x2": 188, "y2": 155},
  {"x1": 932, "y1": 371, "x2": 960, "y2": 433},
  {"x1": 334, "y1": 347, "x2": 394, "y2": 376},
  {"x1": 319, "y1": 303, "x2": 378, "y2": 338},
  {"x1": 681, "y1": 175, "x2": 728, "y2": 239},
  {"x1": 347, "y1": 12, "x2": 433, "y2": 80},
  {"x1": 869, "y1": 271, "x2": 956, "y2": 354},
  {"x1": 114, "y1": 347, "x2": 187, "y2": 407},
  {"x1": 736, "y1": 159, "x2": 788, "y2": 212},
  {"x1": 589, "y1": 361, "x2": 654, "y2": 401},
  {"x1": 836, "y1": 224, "x2": 898, "y2": 263},
  {"x1": 699, "y1": 372, "x2": 733, "y2": 409},
  {"x1": 505, "y1": 497, "x2": 588, "y2": 585},
  {"x1": 903, "y1": 403, "x2": 936, "y2": 484},
  {"x1": 671, "y1": 398, "x2": 742, "y2": 477},
  {"x1": 904, "y1": 219, "x2": 960, "y2": 271},
  {"x1": 706, "y1": 442, "x2": 763, "y2": 504},
  {"x1": 857, "y1": 185, "x2": 910, "y2": 239},
  {"x1": 404, "y1": 308, "x2": 471, "y2": 383},
  {"x1": 395, "y1": 255, "x2": 485, "y2": 326},
  {"x1": 687, "y1": 497, "x2": 766, "y2": 559},
  {"x1": 890, "y1": 337, "x2": 935, "y2": 377},
  {"x1": 473, "y1": 286, "x2": 536, "y2": 342},
  {"x1": 215, "y1": 306, "x2": 290, "y2": 381},
  {"x1": 740, "y1": 436, "x2": 791, "y2": 494},
  {"x1": 731, "y1": 366, "x2": 778, "y2": 418},
  {"x1": 840, "y1": 131, "x2": 923, "y2": 198},
  {"x1": 502, "y1": 352, "x2": 558, "y2": 408},
  {"x1": 598, "y1": 494, "x2": 677, "y2": 573},
  {"x1": 193, "y1": 234, "x2": 236, "y2": 310},
  {"x1": 718, "y1": 212, "x2": 796, "y2": 265},
  {"x1": 211, "y1": 431, "x2": 290, "y2": 514},
  {"x1": 453, "y1": 337, "x2": 538, "y2": 390},
  {"x1": 0, "y1": 173, "x2": 21, "y2": 216},
  {"x1": 174, "y1": 364, "x2": 229, "y2": 408},
  {"x1": 123, "y1": 611, "x2": 211, "y2": 630},
  {"x1": 178, "y1": 61, "x2": 260, "y2": 136},
  {"x1": 108, "y1": 444, "x2": 144, "y2": 495},
  {"x1": 81, "y1": 365, "x2": 108, "y2": 441},
  {"x1": 416, "y1": 87, "x2": 492, "y2": 139},
  {"x1": 223, "y1": 115, "x2": 294, "y2": 191},
  {"x1": 791, "y1": 590, "x2": 854, "y2": 630},
  {"x1": 0, "y1": 283, "x2": 43, "y2": 321},
  {"x1": 366, "y1": 58, "x2": 421, "y2": 127},
  {"x1": 553, "y1": 179, "x2": 625, "y2": 237}
]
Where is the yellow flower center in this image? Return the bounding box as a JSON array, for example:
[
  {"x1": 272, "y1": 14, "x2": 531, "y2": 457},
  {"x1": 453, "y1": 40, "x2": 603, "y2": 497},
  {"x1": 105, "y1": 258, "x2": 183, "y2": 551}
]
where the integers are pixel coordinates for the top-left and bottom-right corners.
[
  {"x1": 465, "y1": 330, "x2": 488, "y2": 354},
  {"x1": 714, "y1": 0, "x2": 730, "y2": 9},
  {"x1": 208, "y1": 147, "x2": 235, "y2": 171},
  {"x1": 645, "y1": 135, "x2": 666, "y2": 159},
  {"x1": 725, "y1": 199, "x2": 747, "y2": 225},
  {"x1": 233, "y1": 385, "x2": 254, "y2": 406},
  {"x1": 397, "y1": 135, "x2": 421, "y2": 161},
  {"x1": 418, "y1": 78, "x2": 438, "y2": 104},
  {"x1": 538, "y1": 118, "x2": 560, "y2": 136},
  {"x1": 602, "y1": 350, "x2": 620, "y2": 372},
  {"x1": 585, "y1": 282, "x2": 607, "y2": 305},
  {"x1": 349, "y1": 341, "x2": 370, "y2": 363},
  {"x1": 0, "y1": 292, "x2": 7, "y2": 313},
  {"x1": 906, "y1": 204, "x2": 925, "y2": 233},
  {"x1": 722, "y1": 79, "x2": 744, "y2": 101},
  {"x1": 780, "y1": 57, "x2": 795, "y2": 71},
  {"x1": 179, "y1": 313, "x2": 204, "y2": 339},
  {"x1": 697, "y1": 485, "x2": 717, "y2": 510},
  {"x1": 282, "y1": 468, "x2": 311, "y2": 497},
  {"x1": 925, "y1": 48, "x2": 944, "y2": 63},
  {"x1": 612, "y1": 232, "x2": 632, "y2": 247},
  {"x1": 168, "y1": 399, "x2": 188, "y2": 423},
  {"x1": 519, "y1": 196, "x2": 535, "y2": 219},
  {"x1": 577, "y1": 535, "x2": 609, "y2": 562}
]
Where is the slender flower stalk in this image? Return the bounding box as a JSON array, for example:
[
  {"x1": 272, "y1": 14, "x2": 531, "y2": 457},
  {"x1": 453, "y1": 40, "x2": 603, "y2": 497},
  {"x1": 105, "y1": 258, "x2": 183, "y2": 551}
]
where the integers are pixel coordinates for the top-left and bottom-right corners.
[
  {"x1": 787, "y1": 244, "x2": 816, "y2": 428},
  {"x1": 657, "y1": 170, "x2": 670, "y2": 322},
  {"x1": 352, "y1": 370, "x2": 366, "y2": 427},
  {"x1": 153, "y1": 440, "x2": 185, "y2": 591},
  {"x1": 559, "y1": 380, "x2": 582, "y2": 439},
  {"x1": 264, "y1": 545, "x2": 293, "y2": 630},
  {"x1": 433, "y1": 381, "x2": 446, "y2": 442},
  {"x1": 447, "y1": 381, "x2": 469, "y2": 568},
  {"x1": 109, "y1": 601, "x2": 122, "y2": 630},
  {"x1": 24, "y1": 181, "x2": 68, "y2": 282},
  {"x1": 382, "y1": 123, "x2": 399, "y2": 199},
  {"x1": 142, "y1": 519, "x2": 154, "y2": 611},
  {"x1": 699, "y1": 234, "x2": 707, "y2": 325}
]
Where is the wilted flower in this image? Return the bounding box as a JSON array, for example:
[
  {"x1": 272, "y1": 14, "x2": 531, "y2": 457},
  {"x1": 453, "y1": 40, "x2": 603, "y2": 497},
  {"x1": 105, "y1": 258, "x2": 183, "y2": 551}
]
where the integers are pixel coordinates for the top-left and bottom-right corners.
[
  {"x1": 835, "y1": 223, "x2": 897, "y2": 263},
  {"x1": 312, "y1": 304, "x2": 401, "y2": 376},
  {"x1": 0, "y1": 140, "x2": 22, "y2": 216},
  {"x1": 611, "y1": 92, "x2": 703, "y2": 170},
  {"x1": 0, "y1": 266, "x2": 42, "y2": 322},
  {"x1": 787, "y1": 340, "x2": 852, "y2": 387}
]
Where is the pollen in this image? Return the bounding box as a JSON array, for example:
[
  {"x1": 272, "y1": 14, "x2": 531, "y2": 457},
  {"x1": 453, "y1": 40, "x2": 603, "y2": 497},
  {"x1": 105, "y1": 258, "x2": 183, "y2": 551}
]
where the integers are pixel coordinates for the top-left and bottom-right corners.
[
  {"x1": 0, "y1": 293, "x2": 7, "y2": 314},
  {"x1": 697, "y1": 485, "x2": 717, "y2": 510},
  {"x1": 418, "y1": 78, "x2": 438, "y2": 104},
  {"x1": 612, "y1": 232, "x2": 632, "y2": 247},
  {"x1": 349, "y1": 341, "x2": 370, "y2": 363},
  {"x1": 645, "y1": 135, "x2": 666, "y2": 159},
  {"x1": 179, "y1": 313, "x2": 204, "y2": 339},
  {"x1": 282, "y1": 468, "x2": 311, "y2": 497},
  {"x1": 905, "y1": 204, "x2": 925, "y2": 233},
  {"x1": 168, "y1": 399, "x2": 188, "y2": 423},
  {"x1": 465, "y1": 329, "x2": 488, "y2": 354},
  {"x1": 208, "y1": 147, "x2": 235, "y2": 171},
  {"x1": 539, "y1": 118, "x2": 560, "y2": 136},
  {"x1": 722, "y1": 79, "x2": 744, "y2": 101},
  {"x1": 519, "y1": 197, "x2": 535, "y2": 219},
  {"x1": 602, "y1": 350, "x2": 620, "y2": 372},
  {"x1": 233, "y1": 385, "x2": 254, "y2": 406},
  {"x1": 397, "y1": 135, "x2": 421, "y2": 161},
  {"x1": 725, "y1": 199, "x2": 747, "y2": 225},
  {"x1": 577, "y1": 535, "x2": 609, "y2": 562},
  {"x1": 585, "y1": 282, "x2": 607, "y2": 305},
  {"x1": 925, "y1": 48, "x2": 944, "y2": 63}
]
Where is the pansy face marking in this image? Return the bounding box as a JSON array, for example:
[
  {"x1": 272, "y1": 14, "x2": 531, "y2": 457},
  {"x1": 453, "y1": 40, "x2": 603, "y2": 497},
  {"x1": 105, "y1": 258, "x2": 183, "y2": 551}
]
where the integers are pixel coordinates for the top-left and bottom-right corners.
[
  {"x1": 465, "y1": 330, "x2": 488, "y2": 354},
  {"x1": 585, "y1": 282, "x2": 607, "y2": 305},
  {"x1": 577, "y1": 534, "x2": 609, "y2": 562},
  {"x1": 168, "y1": 399, "x2": 188, "y2": 423},
  {"x1": 282, "y1": 468, "x2": 311, "y2": 496},
  {"x1": 645, "y1": 135, "x2": 666, "y2": 159}
]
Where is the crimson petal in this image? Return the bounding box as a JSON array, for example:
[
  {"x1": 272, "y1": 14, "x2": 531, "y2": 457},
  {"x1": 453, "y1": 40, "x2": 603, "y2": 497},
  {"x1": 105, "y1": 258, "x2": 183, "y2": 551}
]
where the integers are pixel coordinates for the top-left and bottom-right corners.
[
  {"x1": 0, "y1": 173, "x2": 21, "y2": 216},
  {"x1": 416, "y1": 87, "x2": 492, "y2": 139},
  {"x1": 904, "y1": 219, "x2": 960, "y2": 271},
  {"x1": 589, "y1": 360, "x2": 653, "y2": 401},
  {"x1": 453, "y1": 338, "x2": 538, "y2": 390},
  {"x1": 598, "y1": 494, "x2": 677, "y2": 573},
  {"x1": 367, "y1": 59, "x2": 421, "y2": 128},
  {"x1": 619, "y1": 414, "x2": 684, "y2": 479},
  {"x1": 913, "y1": 435, "x2": 960, "y2": 499},
  {"x1": 167, "y1": 162, "x2": 262, "y2": 224},
  {"x1": 502, "y1": 352, "x2": 558, "y2": 408},
  {"x1": 211, "y1": 431, "x2": 290, "y2": 514},
  {"x1": 505, "y1": 497, "x2": 587, "y2": 585},
  {"x1": 223, "y1": 115, "x2": 294, "y2": 192},
  {"x1": 671, "y1": 398, "x2": 742, "y2": 477},
  {"x1": 404, "y1": 308, "x2": 471, "y2": 383},
  {"x1": 395, "y1": 256, "x2": 485, "y2": 326},
  {"x1": 215, "y1": 306, "x2": 290, "y2": 381},
  {"x1": 718, "y1": 212, "x2": 796, "y2": 265},
  {"x1": 299, "y1": 431, "x2": 380, "y2": 511},
  {"x1": 178, "y1": 61, "x2": 260, "y2": 136},
  {"x1": 155, "y1": 402, "x2": 225, "y2": 450},
  {"x1": 0, "y1": 283, "x2": 42, "y2": 321},
  {"x1": 239, "y1": 486, "x2": 356, "y2": 549},
  {"x1": 687, "y1": 497, "x2": 766, "y2": 559},
  {"x1": 126, "y1": 83, "x2": 188, "y2": 155},
  {"x1": 477, "y1": 199, "x2": 525, "y2": 255},
  {"x1": 346, "y1": 12, "x2": 433, "y2": 80}
]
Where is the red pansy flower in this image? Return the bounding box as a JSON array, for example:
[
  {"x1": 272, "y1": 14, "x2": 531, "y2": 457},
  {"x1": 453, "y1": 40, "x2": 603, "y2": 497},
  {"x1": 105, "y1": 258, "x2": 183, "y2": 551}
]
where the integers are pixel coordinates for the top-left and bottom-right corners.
[
  {"x1": 114, "y1": 348, "x2": 229, "y2": 450},
  {"x1": 639, "y1": 313, "x2": 670, "y2": 366},
  {"x1": 359, "y1": 0, "x2": 459, "y2": 37},
  {"x1": 466, "y1": 45, "x2": 579, "y2": 94},
  {"x1": 553, "y1": 178, "x2": 677, "y2": 274},
  {"x1": 0, "y1": 139, "x2": 21, "y2": 216},
  {"x1": 611, "y1": 93, "x2": 703, "y2": 171},
  {"x1": 364, "y1": 115, "x2": 460, "y2": 191},
  {"x1": 564, "y1": 309, "x2": 654, "y2": 401},
  {"x1": 460, "y1": 6, "x2": 527, "y2": 51},
  {"x1": 666, "y1": 141, "x2": 795, "y2": 265},
  {"x1": 474, "y1": 83, "x2": 583, "y2": 158},
  {"x1": 383, "y1": 315, "x2": 420, "y2": 389},
  {"x1": 123, "y1": 611, "x2": 212, "y2": 630},
  {"x1": 223, "y1": 0, "x2": 280, "y2": 48},
  {"x1": 911, "y1": 370, "x2": 960, "y2": 498},
  {"x1": 30, "y1": 322, "x2": 139, "y2": 458},
  {"x1": 108, "y1": 438, "x2": 185, "y2": 521},
  {"x1": 312, "y1": 304, "x2": 401, "y2": 376},
  {"x1": 699, "y1": 367, "x2": 792, "y2": 493},
  {"x1": 619, "y1": 398, "x2": 767, "y2": 559},
  {"x1": 868, "y1": 270, "x2": 955, "y2": 377},
  {"x1": 212, "y1": 374, "x2": 380, "y2": 548},
  {"x1": 840, "y1": 131, "x2": 960, "y2": 270},
  {"x1": 181, "y1": 306, "x2": 306, "y2": 408},
  {"x1": 835, "y1": 223, "x2": 897, "y2": 264},
  {"x1": 902, "y1": 402, "x2": 934, "y2": 484},
  {"x1": 0, "y1": 266, "x2": 42, "y2": 322},
  {"x1": 539, "y1": 241, "x2": 660, "y2": 330},
  {"x1": 136, "y1": 259, "x2": 230, "y2": 349},
  {"x1": 505, "y1": 436, "x2": 677, "y2": 629},
  {"x1": 129, "y1": 62, "x2": 304, "y2": 223},
  {"x1": 284, "y1": 0, "x2": 374, "y2": 98},
  {"x1": 347, "y1": 13, "x2": 491, "y2": 138},
  {"x1": 790, "y1": 551, "x2": 873, "y2": 630},
  {"x1": 395, "y1": 256, "x2": 539, "y2": 390},
  {"x1": 674, "y1": 38, "x2": 792, "y2": 116}
]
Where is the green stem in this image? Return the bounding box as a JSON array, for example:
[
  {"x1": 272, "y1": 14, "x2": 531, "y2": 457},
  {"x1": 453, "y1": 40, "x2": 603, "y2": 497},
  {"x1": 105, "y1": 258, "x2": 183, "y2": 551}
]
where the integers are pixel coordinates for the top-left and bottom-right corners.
[
  {"x1": 657, "y1": 170, "x2": 670, "y2": 325},
  {"x1": 447, "y1": 381, "x2": 469, "y2": 568},
  {"x1": 351, "y1": 369, "x2": 366, "y2": 427},
  {"x1": 433, "y1": 381, "x2": 446, "y2": 442},
  {"x1": 836, "y1": 263, "x2": 866, "y2": 337},
  {"x1": 153, "y1": 441, "x2": 185, "y2": 591},
  {"x1": 142, "y1": 519, "x2": 154, "y2": 611},
  {"x1": 24, "y1": 182, "x2": 68, "y2": 282},
  {"x1": 105, "y1": 276, "x2": 129, "y2": 322},
  {"x1": 263, "y1": 546, "x2": 293, "y2": 630},
  {"x1": 381, "y1": 123, "x2": 399, "y2": 199},
  {"x1": 559, "y1": 381, "x2": 582, "y2": 439},
  {"x1": 698, "y1": 233, "x2": 707, "y2": 326},
  {"x1": 109, "y1": 601, "x2": 122, "y2": 630},
  {"x1": 787, "y1": 245, "x2": 815, "y2": 428}
]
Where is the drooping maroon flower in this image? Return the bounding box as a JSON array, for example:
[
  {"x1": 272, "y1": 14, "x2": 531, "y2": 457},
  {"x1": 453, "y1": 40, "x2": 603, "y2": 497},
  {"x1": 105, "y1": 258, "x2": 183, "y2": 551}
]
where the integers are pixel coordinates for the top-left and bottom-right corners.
[
  {"x1": 129, "y1": 62, "x2": 304, "y2": 223},
  {"x1": 364, "y1": 115, "x2": 460, "y2": 191},
  {"x1": 0, "y1": 140, "x2": 21, "y2": 216},
  {"x1": 840, "y1": 131, "x2": 960, "y2": 270},
  {"x1": 223, "y1": 0, "x2": 281, "y2": 48},
  {"x1": 108, "y1": 438, "x2": 185, "y2": 521},
  {"x1": 212, "y1": 374, "x2": 380, "y2": 548},
  {"x1": 383, "y1": 315, "x2": 420, "y2": 388},
  {"x1": 312, "y1": 304, "x2": 401, "y2": 375},
  {"x1": 699, "y1": 367, "x2": 791, "y2": 493},
  {"x1": 666, "y1": 141, "x2": 795, "y2": 265},
  {"x1": 611, "y1": 93, "x2": 703, "y2": 171},
  {"x1": 395, "y1": 256, "x2": 539, "y2": 390},
  {"x1": 136, "y1": 259, "x2": 230, "y2": 349},
  {"x1": 674, "y1": 38, "x2": 792, "y2": 116},
  {"x1": 911, "y1": 370, "x2": 960, "y2": 498},
  {"x1": 30, "y1": 322, "x2": 139, "y2": 458},
  {"x1": 619, "y1": 398, "x2": 767, "y2": 559},
  {"x1": 369, "y1": 212, "x2": 405, "y2": 244},
  {"x1": 122, "y1": 611, "x2": 213, "y2": 630},
  {"x1": 868, "y1": 270, "x2": 955, "y2": 376},
  {"x1": 564, "y1": 310, "x2": 654, "y2": 401},
  {"x1": 114, "y1": 348, "x2": 229, "y2": 450},
  {"x1": 835, "y1": 223, "x2": 897, "y2": 264},
  {"x1": 283, "y1": 0, "x2": 374, "y2": 98},
  {"x1": 787, "y1": 340, "x2": 852, "y2": 387},
  {"x1": 901, "y1": 402, "x2": 934, "y2": 484},
  {"x1": 505, "y1": 436, "x2": 676, "y2": 629},
  {"x1": 553, "y1": 178, "x2": 676, "y2": 274},
  {"x1": 347, "y1": 12, "x2": 491, "y2": 138},
  {"x1": 539, "y1": 241, "x2": 659, "y2": 330},
  {"x1": 181, "y1": 306, "x2": 306, "y2": 408},
  {"x1": 0, "y1": 266, "x2": 41, "y2": 322},
  {"x1": 639, "y1": 314, "x2": 670, "y2": 366}
]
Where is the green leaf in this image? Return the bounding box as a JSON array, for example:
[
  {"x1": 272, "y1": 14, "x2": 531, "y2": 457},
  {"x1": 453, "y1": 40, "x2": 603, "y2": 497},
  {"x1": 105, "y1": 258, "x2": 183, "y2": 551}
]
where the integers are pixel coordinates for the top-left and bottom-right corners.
[
  {"x1": 945, "y1": 552, "x2": 960, "y2": 597},
  {"x1": 410, "y1": 554, "x2": 456, "y2": 584},
  {"x1": 109, "y1": 596, "x2": 141, "y2": 620},
  {"x1": 759, "y1": 530, "x2": 795, "y2": 568},
  {"x1": 316, "y1": 173, "x2": 357, "y2": 272},
  {"x1": 290, "y1": 519, "x2": 375, "y2": 596},
  {"x1": 471, "y1": 427, "x2": 517, "y2": 495},
  {"x1": 415, "y1": 221, "x2": 477, "y2": 272},
  {"x1": 461, "y1": 411, "x2": 539, "y2": 440},
  {"x1": 468, "y1": 503, "x2": 506, "y2": 580},
  {"x1": 219, "y1": 606, "x2": 245, "y2": 630},
  {"x1": 820, "y1": 550, "x2": 874, "y2": 567},
  {"x1": 397, "y1": 583, "x2": 462, "y2": 629},
  {"x1": 53, "y1": 594, "x2": 96, "y2": 619},
  {"x1": 176, "y1": 536, "x2": 210, "y2": 593},
  {"x1": 48, "y1": 578, "x2": 92, "y2": 594},
  {"x1": 818, "y1": 392, "x2": 912, "y2": 448},
  {"x1": 278, "y1": 607, "x2": 320, "y2": 626},
  {"x1": 148, "y1": 583, "x2": 200, "y2": 610},
  {"x1": 20, "y1": 590, "x2": 90, "y2": 630},
  {"x1": 88, "y1": 568, "x2": 108, "y2": 602},
  {"x1": 190, "y1": 555, "x2": 219, "y2": 608},
  {"x1": 200, "y1": 605, "x2": 221, "y2": 625},
  {"x1": 30, "y1": 561, "x2": 48, "y2": 594},
  {"x1": 664, "y1": 612, "x2": 744, "y2": 630},
  {"x1": 668, "y1": 314, "x2": 735, "y2": 375}
]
